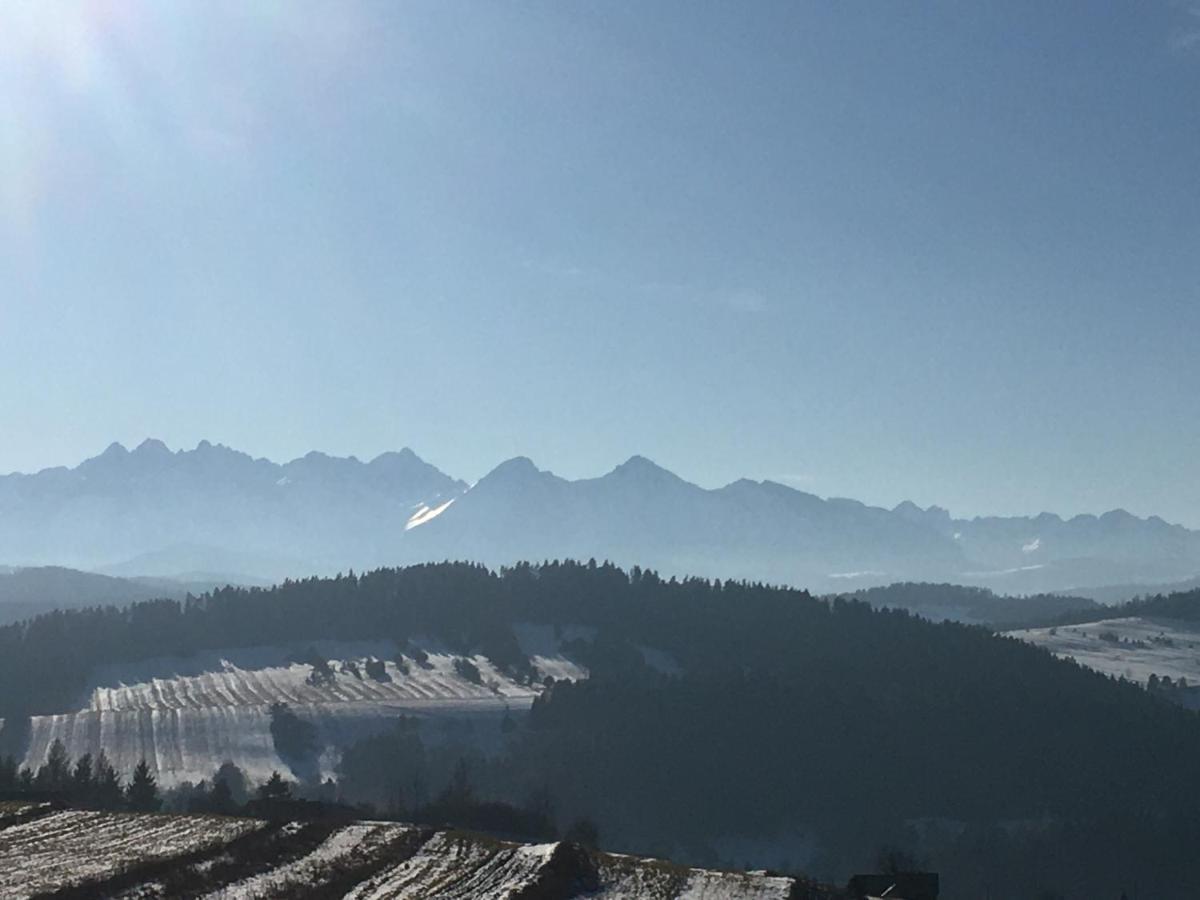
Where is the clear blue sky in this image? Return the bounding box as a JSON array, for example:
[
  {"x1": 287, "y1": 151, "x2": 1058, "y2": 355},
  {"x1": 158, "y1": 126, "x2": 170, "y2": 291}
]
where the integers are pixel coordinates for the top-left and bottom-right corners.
[{"x1": 1, "y1": 1, "x2": 1198, "y2": 524}]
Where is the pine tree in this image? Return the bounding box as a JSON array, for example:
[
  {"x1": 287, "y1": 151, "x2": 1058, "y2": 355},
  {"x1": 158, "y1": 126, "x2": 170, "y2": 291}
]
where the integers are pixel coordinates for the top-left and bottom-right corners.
[
  {"x1": 213, "y1": 761, "x2": 249, "y2": 806},
  {"x1": 35, "y1": 739, "x2": 72, "y2": 794},
  {"x1": 0, "y1": 756, "x2": 16, "y2": 791},
  {"x1": 93, "y1": 750, "x2": 124, "y2": 809},
  {"x1": 71, "y1": 753, "x2": 94, "y2": 801},
  {"x1": 257, "y1": 770, "x2": 291, "y2": 801},
  {"x1": 209, "y1": 777, "x2": 236, "y2": 814},
  {"x1": 126, "y1": 758, "x2": 161, "y2": 812}
]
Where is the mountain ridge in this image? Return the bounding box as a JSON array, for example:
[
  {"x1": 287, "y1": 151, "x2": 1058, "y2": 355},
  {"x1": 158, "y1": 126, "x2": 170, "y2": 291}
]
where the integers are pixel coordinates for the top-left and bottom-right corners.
[{"x1": 2, "y1": 440, "x2": 1198, "y2": 595}]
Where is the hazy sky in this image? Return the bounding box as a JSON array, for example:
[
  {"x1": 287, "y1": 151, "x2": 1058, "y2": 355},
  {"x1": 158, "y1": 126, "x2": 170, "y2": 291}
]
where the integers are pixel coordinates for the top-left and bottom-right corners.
[{"x1": 1, "y1": 2, "x2": 1198, "y2": 524}]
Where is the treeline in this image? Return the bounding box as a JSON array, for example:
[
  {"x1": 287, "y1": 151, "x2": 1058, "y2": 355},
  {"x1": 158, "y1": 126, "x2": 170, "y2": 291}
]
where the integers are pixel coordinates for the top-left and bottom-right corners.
[
  {"x1": 0, "y1": 739, "x2": 160, "y2": 811},
  {"x1": 838, "y1": 581, "x2": 1098, "y2": 628},
  {"x1": 0, "y1": 727, "x2": 580, "y2": 849},
  {"x1": 1051, "y1": 586, "x2": 1200, "y2": 625},
  {"x1": 0, "y1": 739, "x2": 333, "y2": 821}
]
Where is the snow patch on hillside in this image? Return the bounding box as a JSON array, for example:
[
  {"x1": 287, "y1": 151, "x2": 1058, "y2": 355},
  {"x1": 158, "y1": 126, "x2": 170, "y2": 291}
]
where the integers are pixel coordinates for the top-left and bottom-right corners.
[
  {"x1": 679, "y1": 868, "x2": 795, "y2": 899},
  {"x1": 205, "y1": 822, "x2": 414, "y2": 898},
  {"x1": 1009, "y1": 616, "x2": 1200, "y2": 691},
  {"x1": 406, "y1": 498, "x2": 456, "y2": 529},
  {"x1": 344, "y1": 831, "x2": 556, "y2": 899}
]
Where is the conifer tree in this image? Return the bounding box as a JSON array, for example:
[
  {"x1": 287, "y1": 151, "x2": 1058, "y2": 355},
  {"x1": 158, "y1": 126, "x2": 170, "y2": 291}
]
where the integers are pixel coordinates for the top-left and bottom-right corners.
[
  {"x1": 35, "y1": 739, "x2": 71, "y2": 793},
  {"x1": 92, "y1": 750, "x2": 123, "y2": 809},
  {"x1": 71, "y1": 753, "x2": 94, "y2": 800},
  {"x1": 209, "y1": 777, "x2": 236, "y2": 814},
  {"x1": 126, "y1": 758, "x2": 161, "y2": 812},
  {"x1": 213, "y1": 761, "x2": 249, "y2": 806},
  {"x1": 257, "y1": 770, "x2": 291, "y2": 801}
]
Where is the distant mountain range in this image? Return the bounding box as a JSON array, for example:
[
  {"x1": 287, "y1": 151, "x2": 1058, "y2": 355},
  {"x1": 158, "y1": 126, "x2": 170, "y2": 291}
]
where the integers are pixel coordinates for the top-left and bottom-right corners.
[{"x1": 2, "y1": 439, "x2": 1199, "y2": 596}]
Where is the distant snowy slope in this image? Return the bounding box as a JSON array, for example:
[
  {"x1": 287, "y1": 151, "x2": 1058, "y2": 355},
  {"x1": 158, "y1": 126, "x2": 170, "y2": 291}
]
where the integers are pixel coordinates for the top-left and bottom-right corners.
[
  {"x1": 1009, "y1": 617, "x2": 1200, "y2": 699},
  {"x1": 23, "y1": 640, "x2": 588, "y2": 786}
]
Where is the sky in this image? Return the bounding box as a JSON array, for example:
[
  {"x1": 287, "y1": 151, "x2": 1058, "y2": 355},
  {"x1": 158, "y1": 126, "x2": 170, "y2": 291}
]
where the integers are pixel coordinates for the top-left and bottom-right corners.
[{"x1": 1, "y1": 1, "x2": 1198, "y2": 525}]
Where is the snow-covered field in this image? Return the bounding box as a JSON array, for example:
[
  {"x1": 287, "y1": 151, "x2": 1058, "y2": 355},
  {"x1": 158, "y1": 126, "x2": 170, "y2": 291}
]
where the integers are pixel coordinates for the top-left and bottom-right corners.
[
  {"x1": 345, "y1": 831, "x2": 558, "y2": 899},
  {"x1": 1008, "y1": 616, "x2": 1200, "y2": 698},
  {"x1": 0, "y1": 809, "x2": 819, "y2": 900},
  {"x1": 22, "y1": 639, "x2": 589, "y2": 786},
  {"x1": 0, "y1": 809, "x2": 262, "y2": 897},
  {"x1": 200, "y1": 821, "x2": 418, "y2": 899},
  {"x1": 592, "y1": 852, "x2": 794, "y2": 899},
  {"x1": 85, "y1": 642, "x2": 555, "y2": 712}
]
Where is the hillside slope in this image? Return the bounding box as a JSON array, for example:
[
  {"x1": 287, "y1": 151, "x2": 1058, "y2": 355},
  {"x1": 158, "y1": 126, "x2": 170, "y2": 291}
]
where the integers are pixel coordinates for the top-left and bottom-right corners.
[
  {"x1": 0, "y1": 804, "x2": 832, "y2": 900},
  {"x1": 0, "y1": 566, "x2": 226, "y2": 625},
  {"x1": 1008, "y1": 616, "x2": 1200, "y2": 705},
  {"x1": 22, "y1": 639, "x2": 587, "y2": 786}
]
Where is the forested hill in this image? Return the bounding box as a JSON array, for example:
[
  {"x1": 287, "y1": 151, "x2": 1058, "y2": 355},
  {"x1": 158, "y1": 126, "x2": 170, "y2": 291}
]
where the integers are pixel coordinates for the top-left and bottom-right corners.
[
  {"x1": 1052, "y1": 585, "x2": 1200, "y2": 625},
  {"x1": 0, "y1": 566, "x2": 221, "y2": 625},
  {"x1": 4, "y1": 562, "x2": 1200, "y2": 896},
  {"x1": 831, "y1": 581, "x2": 1098, "y2": 627}
]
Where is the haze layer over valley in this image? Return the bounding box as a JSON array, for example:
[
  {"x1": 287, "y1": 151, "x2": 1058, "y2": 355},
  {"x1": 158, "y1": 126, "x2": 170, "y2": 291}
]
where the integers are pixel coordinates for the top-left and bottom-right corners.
[{"x1": 3, "y1": 440, "x2": 1197, "y2": 597}]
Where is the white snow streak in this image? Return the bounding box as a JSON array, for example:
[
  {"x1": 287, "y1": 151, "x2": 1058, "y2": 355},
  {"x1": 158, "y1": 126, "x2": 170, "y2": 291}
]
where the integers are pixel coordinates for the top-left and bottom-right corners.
[{"x1": 405, "y1": 498, "x2": 456, "y2": 530}]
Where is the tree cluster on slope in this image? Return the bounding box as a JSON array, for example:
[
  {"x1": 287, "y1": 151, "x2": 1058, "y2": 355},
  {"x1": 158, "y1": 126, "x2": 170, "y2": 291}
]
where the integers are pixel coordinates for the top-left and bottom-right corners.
[{"x1": 0, "y1": 739, "x2": 157, "y2": 811}]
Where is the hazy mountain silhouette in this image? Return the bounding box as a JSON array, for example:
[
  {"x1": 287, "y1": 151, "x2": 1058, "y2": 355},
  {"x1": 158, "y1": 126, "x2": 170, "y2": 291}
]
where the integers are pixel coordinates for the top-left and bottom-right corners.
[
  {"x1": 0, "y1": 566, "x2": 239, "y2": 625},
  {"x1": 3, "y1": 440, "x2": 1199, "y2": 593},
  {"x1": 0, "y1": 439, "x2": 465, "y2": 578}
]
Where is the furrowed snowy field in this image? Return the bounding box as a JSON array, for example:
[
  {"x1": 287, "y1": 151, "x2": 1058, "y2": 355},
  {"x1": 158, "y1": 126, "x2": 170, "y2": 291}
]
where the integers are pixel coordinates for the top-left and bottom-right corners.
[
  {"x1": 0, "y1": 807, "x2": 262, "y2": 896},
  {"x1": 1007, "y1": 616, "x2": 1200, "y2": 704},
  {"x1": 20, "y1": 637, "x2": 589, "y2": 786},
  {"x1": 0, "y1": 807, "x2": 817, "y2": 899}
]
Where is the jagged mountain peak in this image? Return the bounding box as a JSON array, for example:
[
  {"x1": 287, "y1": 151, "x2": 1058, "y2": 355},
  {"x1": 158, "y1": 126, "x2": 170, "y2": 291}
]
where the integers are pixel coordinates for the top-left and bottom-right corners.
[
  {"x1": 369, "y1": 447, "x2": 431, "y2": 469},
  {"x1": 2, "y1": 441, "x2": 1198, "y2": 594},
  {"x1": 606, "y1": 454, "x2": 681, "y2": 483},
  {"x1": 133, "y1": 438, "x2": 171, "y2": 456},
  {"x1": 484, "y1": 456, "x2": 543, "y2": 479},
  {"x1": 373, "y1": 446, "x2": 419, "y2": 462}
]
